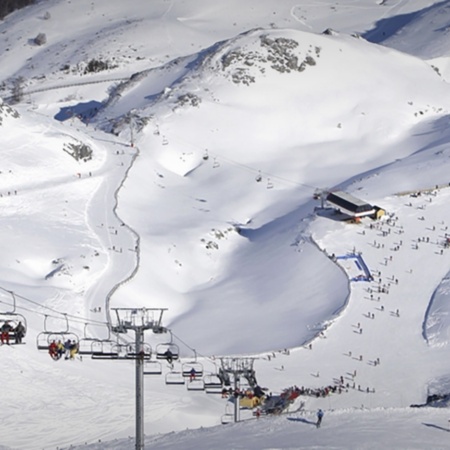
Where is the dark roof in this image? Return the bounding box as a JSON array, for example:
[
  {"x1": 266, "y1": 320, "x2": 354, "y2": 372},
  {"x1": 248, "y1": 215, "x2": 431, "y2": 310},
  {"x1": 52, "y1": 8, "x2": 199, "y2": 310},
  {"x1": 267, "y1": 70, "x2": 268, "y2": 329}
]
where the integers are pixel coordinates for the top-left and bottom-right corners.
[{"x1": 326, "y1": 191, "x2": 374, "y2": 216}]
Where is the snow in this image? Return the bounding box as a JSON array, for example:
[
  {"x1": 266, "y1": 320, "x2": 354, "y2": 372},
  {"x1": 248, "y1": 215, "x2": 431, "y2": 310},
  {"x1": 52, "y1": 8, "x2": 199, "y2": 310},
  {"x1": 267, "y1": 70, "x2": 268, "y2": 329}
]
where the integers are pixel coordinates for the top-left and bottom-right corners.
[{"x1": 1, "y1": 0, "x2": 450, "y2": 449}]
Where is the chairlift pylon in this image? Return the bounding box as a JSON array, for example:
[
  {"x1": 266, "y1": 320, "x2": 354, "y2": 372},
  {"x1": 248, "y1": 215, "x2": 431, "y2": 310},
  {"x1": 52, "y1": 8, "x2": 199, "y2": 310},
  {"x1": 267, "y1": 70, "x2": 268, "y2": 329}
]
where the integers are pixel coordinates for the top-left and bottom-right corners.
[
  {"x1": 182, "y1": 361, "x2": 203, "y2": 378},
  {"x1": 91, "y1": 342, "x2": 122, "y2": 360},
  {"x1": 181, "y1": 349, "x2": 203, "y2": 377},
  {"x1": 126, "y1": 342, "x2": 152, "y2": 360}
]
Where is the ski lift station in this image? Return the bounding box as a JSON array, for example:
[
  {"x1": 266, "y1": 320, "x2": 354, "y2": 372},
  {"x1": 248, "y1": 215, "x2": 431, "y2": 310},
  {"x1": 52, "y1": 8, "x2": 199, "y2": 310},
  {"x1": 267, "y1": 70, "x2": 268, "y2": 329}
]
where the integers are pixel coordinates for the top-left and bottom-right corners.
[{"x1": 325, "y1": 190, "x2": 385, "y2": 220}]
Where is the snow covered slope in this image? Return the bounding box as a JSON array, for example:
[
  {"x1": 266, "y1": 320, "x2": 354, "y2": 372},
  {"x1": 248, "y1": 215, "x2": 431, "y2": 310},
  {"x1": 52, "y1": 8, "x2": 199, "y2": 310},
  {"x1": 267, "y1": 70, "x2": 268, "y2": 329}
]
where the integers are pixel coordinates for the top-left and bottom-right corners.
[{"x1": 1, "y1": 1, "x2": 450, "y2": 449}]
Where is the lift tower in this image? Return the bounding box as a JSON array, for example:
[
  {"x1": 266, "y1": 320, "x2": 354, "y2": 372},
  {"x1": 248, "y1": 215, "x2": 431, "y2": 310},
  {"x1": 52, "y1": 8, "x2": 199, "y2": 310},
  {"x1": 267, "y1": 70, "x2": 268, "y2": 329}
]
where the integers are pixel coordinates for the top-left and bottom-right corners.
[
  {"x1": 219, "y1": 357, "x2": 257, "y2": 423},
  {"x1": 111, "y1": 308, "x2": 167, "y2": 450}
]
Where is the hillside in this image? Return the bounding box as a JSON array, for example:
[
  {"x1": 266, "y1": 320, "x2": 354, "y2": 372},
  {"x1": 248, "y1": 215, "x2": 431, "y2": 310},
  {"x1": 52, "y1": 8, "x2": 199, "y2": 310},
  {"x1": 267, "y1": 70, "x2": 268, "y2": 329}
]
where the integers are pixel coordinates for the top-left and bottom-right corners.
[{"x1": 1, "y1": 1, "x2": 450, "y2": 449}]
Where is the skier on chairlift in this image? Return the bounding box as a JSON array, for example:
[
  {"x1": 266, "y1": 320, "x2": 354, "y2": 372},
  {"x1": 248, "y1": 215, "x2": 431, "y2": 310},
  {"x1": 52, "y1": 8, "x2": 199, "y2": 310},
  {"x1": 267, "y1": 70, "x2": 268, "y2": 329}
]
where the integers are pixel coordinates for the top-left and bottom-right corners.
[
  {"x1": 14, "y1": 321, "x2": 25, "y2": 344},
  {"x1": 0, "y1": 321, "x2": 13, "y2": 345},
  {"x1": 164, "y1": 348, "x2": 174, "y2": 364}
]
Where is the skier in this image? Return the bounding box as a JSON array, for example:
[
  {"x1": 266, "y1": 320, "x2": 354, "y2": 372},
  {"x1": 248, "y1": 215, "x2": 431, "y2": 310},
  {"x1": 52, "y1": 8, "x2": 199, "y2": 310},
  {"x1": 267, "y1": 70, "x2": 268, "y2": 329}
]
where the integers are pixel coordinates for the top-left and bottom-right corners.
[
  {"x1": 14, "y1": 321, "x2": 25, "y2": 344},
  {"x1": 316, "y1": 409, "x2": 324, "y2": 428},
  {"x1": 189, "y1": 367, "x2": 196, "y2": 382},
  {"x1": 69, "y1": 340, "x2": 79, "y2": 359},
  {"x1": 164, "y1": 348, "x2": 173, "y2": 364},
  {"x1": 48, "y1": 340, "x2": 58, "y2": 360},
  {"x1": 0, "y1": 321, "x2": 13, "y2": 344}
]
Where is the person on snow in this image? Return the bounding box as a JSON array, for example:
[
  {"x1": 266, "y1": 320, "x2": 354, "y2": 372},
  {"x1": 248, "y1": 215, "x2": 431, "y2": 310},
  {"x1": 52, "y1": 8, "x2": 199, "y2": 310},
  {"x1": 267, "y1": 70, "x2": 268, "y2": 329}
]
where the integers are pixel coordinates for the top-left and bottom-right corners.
[
  {"x1": 13, "y1": 321, "x2": 25, "y2": 344},
  {"x1": 316, "y1": 409, "x2": 324, "y2": 428}
]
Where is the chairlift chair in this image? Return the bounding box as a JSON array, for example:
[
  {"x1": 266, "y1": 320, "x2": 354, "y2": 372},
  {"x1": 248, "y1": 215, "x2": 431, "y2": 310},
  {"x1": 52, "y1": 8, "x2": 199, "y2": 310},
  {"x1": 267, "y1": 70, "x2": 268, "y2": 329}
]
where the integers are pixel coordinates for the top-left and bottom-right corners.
[
  {"x1": 78, "y1": 338, "x2": 101, "y2": 355},
  {"x1": 165, "y1": 371, "x2": 185, "y2": 385},
  {"x1": 156, "y1": 342, "x2": 179, "y2": 361},
  {"x1": 144, "y1": 360, "x2": 162, "y2": 375},
  {"x1": 91, "y1": 342, "x2": 122, "y2": 360},
  {"x1": 126, "y1": 342, "x2": 152, "y2": 360},
  {"x1": 36, "y1": 315, "x2": 79, "y2": 351},
  {"x1": 0, "y1": 291, "x2": 27, "y2": 344},
  {"x1": 203, "y1": 374, "x2": 224, "y2": 393},
  {"x1": 182, "y1": 361, "x2": 204, "y2": 378},
  {"x1": 36, "y1": 331, "x2": 79, "y2": 351}
]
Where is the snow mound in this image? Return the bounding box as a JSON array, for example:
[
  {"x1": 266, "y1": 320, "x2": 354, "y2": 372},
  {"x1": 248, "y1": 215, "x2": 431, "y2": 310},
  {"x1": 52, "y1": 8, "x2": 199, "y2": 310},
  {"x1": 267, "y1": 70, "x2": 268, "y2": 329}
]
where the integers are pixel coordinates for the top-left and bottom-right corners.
[{"x1": 424, "y1": 271, "x2": 450, "y2": 347}]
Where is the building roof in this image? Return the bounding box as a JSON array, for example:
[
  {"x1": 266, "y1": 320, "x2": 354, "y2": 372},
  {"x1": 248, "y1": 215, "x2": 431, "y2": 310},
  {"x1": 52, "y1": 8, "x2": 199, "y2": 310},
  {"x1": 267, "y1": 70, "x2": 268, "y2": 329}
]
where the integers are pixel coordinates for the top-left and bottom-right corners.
[{"x1": 326, "y1": 191, "x2": 375, "y2": 217}]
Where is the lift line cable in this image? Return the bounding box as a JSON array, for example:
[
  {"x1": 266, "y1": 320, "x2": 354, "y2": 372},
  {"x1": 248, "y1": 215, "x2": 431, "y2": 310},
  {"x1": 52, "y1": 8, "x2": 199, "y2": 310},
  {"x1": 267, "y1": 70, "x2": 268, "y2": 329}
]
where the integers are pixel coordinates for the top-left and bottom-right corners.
[
  {"x1": 0, "y1": 287, "x2": 108, "y2": 327},
  {"x1": 166, "y1": 133, "x2": 318, "y2": 191}
]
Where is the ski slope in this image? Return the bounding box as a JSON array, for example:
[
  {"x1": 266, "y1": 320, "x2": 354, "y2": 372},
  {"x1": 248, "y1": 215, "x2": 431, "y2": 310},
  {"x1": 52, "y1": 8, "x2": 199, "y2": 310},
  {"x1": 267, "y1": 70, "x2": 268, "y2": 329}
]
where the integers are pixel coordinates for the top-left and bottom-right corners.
[{"x1": 1, "y1": 1, "x2": 450, "y2": 449}]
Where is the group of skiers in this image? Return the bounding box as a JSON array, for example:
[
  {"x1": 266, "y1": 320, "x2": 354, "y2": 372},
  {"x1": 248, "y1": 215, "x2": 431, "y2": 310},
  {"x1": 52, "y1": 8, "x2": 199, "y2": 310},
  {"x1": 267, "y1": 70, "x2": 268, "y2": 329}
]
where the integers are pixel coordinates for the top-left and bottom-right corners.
[
  {"x1": 48, "y1": 339, "x2": 79, "y2": 360},
  {"x1": 0, "y1": 321, "x2": 25, "y2": 345}
]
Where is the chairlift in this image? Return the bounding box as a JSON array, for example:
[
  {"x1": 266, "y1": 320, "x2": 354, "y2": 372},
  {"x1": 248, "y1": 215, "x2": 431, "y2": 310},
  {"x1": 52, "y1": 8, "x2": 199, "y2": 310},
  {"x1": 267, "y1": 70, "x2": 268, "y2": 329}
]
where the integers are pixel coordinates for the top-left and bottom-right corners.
[
  {"x1": 186, "y1": 379, "x2": 205, "y2": 391},
  {"x1": 165, "y1": 371, "x2": 185, "y2": 385},
  {"x1": 36, "y1": 314, "x2": 79, "y2": 351},
  {"x1": 0, "y1": 291, "x2": 27, "y2": 344},
  {"x1": 144, "y1": 360, "x2": 162, "y2": 375},
  {"x1": 78, "y1": 338, "x2": 101, "y2": 355},
  {"x1": 182, "y1": 361, "x2": 204, "y2": 378},
  {"x1": 267, "y1": 178, "x2": 274, "y2": 189},
  {"x1": 203, "y1": 373, "x2": 224, "y2": 393},
  {"x1": 126, "y1": 342, "x2": 152, "y2": 360},
  {"x1": 218, "y1": 367, "x2": 231, "y2": 387},
  {"x1": 212, "y1": 158, "x2": 220, "y2": 169},
  {"x1": 182, "y1": 349, "x2": 203, "y2": 377},
  {"x1": 156, "y1": 342, "x2": 179, "y2": 361},
  {"x1": 202, "y1": 150, "x2": 209, "y2": 161},
  {"x1": 78, "y1": 323, "x2": 114, "y2": 356},
  {"x1": 91, "y1": 342, "x2": 123, "y2": 360},
  {"x1": 255, "y1": 171, "x2": 262, "y2": 182}
]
